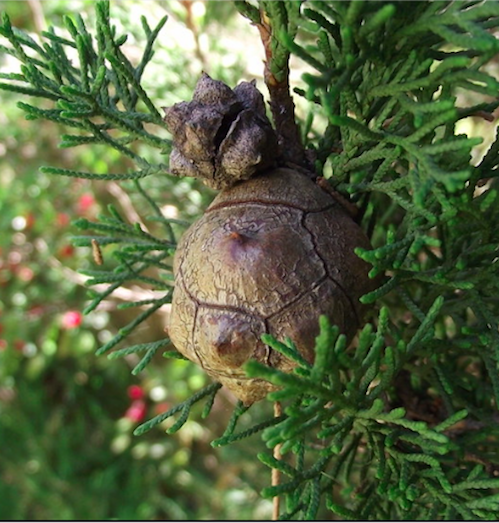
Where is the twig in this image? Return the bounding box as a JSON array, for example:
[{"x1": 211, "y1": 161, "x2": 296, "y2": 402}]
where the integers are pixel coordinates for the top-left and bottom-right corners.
[
  {"x1": 106, "y1": 181, "x2": 148, "y2": 232},
  {"x1": 180, "y1": 0, "x2": 207, "y2": 70},
  {"x1": 256, "y1": 8, "x2": 306, "y2": 169},
  {"x1": 272, "y1": 400, "x2": 283, "y2": 520},
  {"x1": 43, "y1": 240, "x2": 166, "y2": 305},
  {"x1": 27, "y1": 0, "x2": 46, "y2": 35}
]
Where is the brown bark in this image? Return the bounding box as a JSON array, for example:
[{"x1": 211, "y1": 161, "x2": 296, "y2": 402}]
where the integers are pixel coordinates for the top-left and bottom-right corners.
[{"x1": 256, "y1": 11, "x2": 307, "y2": 169}]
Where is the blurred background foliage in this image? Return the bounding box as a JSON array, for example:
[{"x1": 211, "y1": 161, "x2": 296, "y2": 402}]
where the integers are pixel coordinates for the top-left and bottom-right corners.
[{"x1": 0, "y1": 0, "x2": 276, "y2": 519}]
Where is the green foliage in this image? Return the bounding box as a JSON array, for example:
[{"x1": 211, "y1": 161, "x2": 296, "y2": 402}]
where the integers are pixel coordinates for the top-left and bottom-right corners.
[
  {"x1": 0, "y1": 1, "x2": 170, "y2": 178},
  {"x1": 2, "y1": 0, "x2": 499, "y2": 519},
  {"x1": 0, "y1": 329, "x2": 266, "y2": 520},
  {"x1": 243, "y1": 315, "x2": 499, "y2": 519},
  {"x1": 1, "y1": 343, "x2": 158, "y2": 520},
  {"x1": 134, "y1": 381, "x2": 223, "y2": 436},
  {"x1": 69, "y1": 189, "x2": 176, "y2": 366}
]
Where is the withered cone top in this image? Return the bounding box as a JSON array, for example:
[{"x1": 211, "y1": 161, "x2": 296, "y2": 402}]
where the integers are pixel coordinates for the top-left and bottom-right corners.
[{"x1": 163, "y1": 73, "x2": 279, "y2": 190}]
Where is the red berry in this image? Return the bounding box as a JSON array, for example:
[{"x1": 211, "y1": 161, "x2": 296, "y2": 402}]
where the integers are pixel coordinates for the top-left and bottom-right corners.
[
  {"x1": 77, "y1": 193, "x2": 95, "y2": 215},
  {"x1": 124, "y1": 400, "x2": 147, "y2": 423},
  {"x1": 127, "y1": 384, "x2": 145, "y2": 400},
  {"x1": 61, "y1": 310, "x2": 83, "y2": 329}
]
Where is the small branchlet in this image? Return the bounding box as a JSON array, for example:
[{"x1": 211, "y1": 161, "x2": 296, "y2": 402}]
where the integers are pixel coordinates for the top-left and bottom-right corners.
[
  {"x1": 0, "y1": 0, "x2": 170, "y2": 179},
  {"x1": 241, "y1": 313, "x2": 499, "y2": 519}
]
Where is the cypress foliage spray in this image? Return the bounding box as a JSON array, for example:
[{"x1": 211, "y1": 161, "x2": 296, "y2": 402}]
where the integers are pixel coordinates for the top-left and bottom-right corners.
[{"x1": 2, "y1": 1, "x2": 499, "y2": 518}]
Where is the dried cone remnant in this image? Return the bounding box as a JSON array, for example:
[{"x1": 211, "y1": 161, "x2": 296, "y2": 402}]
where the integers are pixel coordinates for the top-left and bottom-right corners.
[
  {"x1": 166, "y1": 76, "x2": 376, "y2": 404},
  {"x1": 163, "y1": 73, "x2": 278, "y2": 190}
]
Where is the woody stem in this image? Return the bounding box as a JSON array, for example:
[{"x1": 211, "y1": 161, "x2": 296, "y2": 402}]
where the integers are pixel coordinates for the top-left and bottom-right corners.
[
  {"x1": 257, "y1": 11, "x2": 306, "y2": 169},
  {"x1": 272, "y1": 401, "x2": 283, "y2": 520}
]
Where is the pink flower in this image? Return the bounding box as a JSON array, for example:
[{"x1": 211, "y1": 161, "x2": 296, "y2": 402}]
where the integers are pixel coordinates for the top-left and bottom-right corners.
[
  {"x1": 127, "y1": 385, "x2": 145, "y2": 400},
  {"x1": 61, "y1": 310, "x2": 83, "y2": 329},
  {"x1": 77, "y1": 193, "x2": 95, "y2": 215},
  {"x1": 124, "y1": 400, "x2": 147, "y2": 423}
]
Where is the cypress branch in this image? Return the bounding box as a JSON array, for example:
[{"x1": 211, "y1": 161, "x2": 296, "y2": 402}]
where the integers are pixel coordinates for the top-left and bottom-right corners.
[
  {"x1": 211, "y1": 415, "x2": 286, "y2": 448},
  {"x1": 40, "y1": 166, "x2": 153, "y2": 180},
  {"x1": 131, "y1": 346, "x2": 161, "y2": 375},
  {"x1": 133, "y1": 382, "x2": 222, "y2": 436},
  {"x1": 162, "y1": 351, "x2": 188, "y2": 361},
  {"x1": 2, "y1": 0, "x2": 499, "y2": 518},
  {"x1": 261, "y1": 334, "x2": 311, "y2": 369},
  {"x1": 95, "y1": 295, "x2": 170, "y2": 356},
  {"x1": 201, "y1": 385, "x2": 219, "y2": 419},
  {"x1": 107, "y1": 340, "x2": 171, "y2": 360}
]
